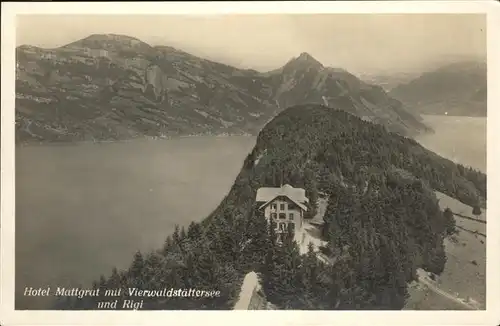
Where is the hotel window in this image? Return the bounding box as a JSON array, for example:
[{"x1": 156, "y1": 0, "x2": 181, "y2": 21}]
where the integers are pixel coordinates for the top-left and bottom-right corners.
[
  {"x1": 279, "y1": 213, "x2": 286, "y2": 219},
  {"x1": 280, "y1": 203, "x2": 286, "y2": 210},
  {"x1": 289, "y1": 222, "x2": 295, "y2": 230},
  {"x1": 271, "y1": 204, "x2": 277, "y2": 210},
  {"x1": 279, "y1": 223, "x2": 286, "y2": 231},
  {"x1": 271, "y1": 213, "x2": 277, "y2": 219},
  {"x1": 289, "y1": 213, "x2": 294, "y2": 220}
]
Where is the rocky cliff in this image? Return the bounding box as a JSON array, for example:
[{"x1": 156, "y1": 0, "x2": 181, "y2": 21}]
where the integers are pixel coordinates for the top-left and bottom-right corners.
[{"x1": 15, "y1": 34, "x2": 430, "y2": 143}]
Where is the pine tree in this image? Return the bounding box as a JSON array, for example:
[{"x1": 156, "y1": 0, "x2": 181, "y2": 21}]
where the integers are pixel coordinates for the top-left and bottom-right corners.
[
  {"x1": 144, "y1": 251, "x2": 163, "y2": 287},
  {"x1": 187, "y1": 222, "x2": 202, "y2": 240},
  {"x1": 260, "y1": 219, "x2": 279, "y2": 302},
  {"x1": 242, "y1": 209, "x2": 269, "y2": 269},
  {"x1": 162, "y1": 236, "x2": 173, "y2": 256},
  {"x1": 443, "y1": 208, "x2": 456, "y2": 235},
  {"x1": 262, "y1": 223, "x2": 304, "y2": 309},
  {"x1": 128, "y1": 251, "x2": 145, "y2": 289},
  {"x1": 180, "y1": 226, "x2": 187, "y2": 240},
  {"x1": 173, "y1": 225, "x2": 181, "y2": 245},
  {"x1": 195, "y1": 244, "x2": 219, "y2": 288},
  {"x1": 300, "y1": 242, "x2": 325, "y2": 308},
  {"x1": 107, "y1": 267, "x2": 121, "y2": 289}
]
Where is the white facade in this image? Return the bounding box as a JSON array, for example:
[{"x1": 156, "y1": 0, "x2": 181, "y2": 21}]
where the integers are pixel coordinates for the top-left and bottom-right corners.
[
  {"x1": 263, "y1": 196, "x2": 304, "y2": 235},
  {"x1": 256, "y1": 184, "x2": 309, "y2": 242}
]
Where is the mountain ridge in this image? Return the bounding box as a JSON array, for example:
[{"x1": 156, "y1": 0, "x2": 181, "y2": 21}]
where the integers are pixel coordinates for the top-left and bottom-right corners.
[
  {"x1": 15, "y1": 34, "x2": 430, "y2": 143},
  {"x1": 389, "y1": 61, "x2": 487, "y2": 117}
]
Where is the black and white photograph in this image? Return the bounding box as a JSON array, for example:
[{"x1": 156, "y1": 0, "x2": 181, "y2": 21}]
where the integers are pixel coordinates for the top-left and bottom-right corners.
[{"x1": 1, "y1": 2, "x2": 499, "y2": 326}]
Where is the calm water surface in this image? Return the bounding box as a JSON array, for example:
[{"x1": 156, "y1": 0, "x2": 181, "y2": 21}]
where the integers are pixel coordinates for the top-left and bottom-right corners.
[
  {"x1": 15, "y1": 136, "x2": 256, "y2": 309},
  {"x1": 415, "y1": 115, "x2": 486, "y2": 172}
]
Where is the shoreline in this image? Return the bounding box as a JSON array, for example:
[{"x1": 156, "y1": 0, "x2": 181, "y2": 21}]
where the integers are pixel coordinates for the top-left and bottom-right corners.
[
  {"x1": 15, "y1": 133, "x2": 257, "y2": 147},
  {"x1": 420, "y1": 113, "x2": 487, "y2": 118}
]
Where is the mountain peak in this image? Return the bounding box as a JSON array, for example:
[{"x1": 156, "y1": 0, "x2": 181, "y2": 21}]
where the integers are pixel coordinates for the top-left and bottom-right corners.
[
  {"x1": 297, "y1": 52, "x2": 316, "y2": 61},
  {"x1": 285, "y1": 52, "x2": 323, "y2": 70},
  {"x1": 298, "y1": 52, "x2": 322, "y2": 64},
  {"x1": 62, "y1": 34, "x2": 151, "y2": 50},
  {"x1": 84, "y1": 34, "x2": 143, "y2": 42}
]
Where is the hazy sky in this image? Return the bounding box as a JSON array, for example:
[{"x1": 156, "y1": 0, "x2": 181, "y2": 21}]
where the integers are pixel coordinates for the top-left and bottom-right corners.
[{"x1": 16, "y1": 14, "x2": 486, "y2": 75}]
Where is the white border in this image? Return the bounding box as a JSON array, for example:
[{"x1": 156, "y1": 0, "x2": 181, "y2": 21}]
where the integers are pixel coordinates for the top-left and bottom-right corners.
[{"x1": 2, "y1": 2, "x2": 500, "y2": 326}]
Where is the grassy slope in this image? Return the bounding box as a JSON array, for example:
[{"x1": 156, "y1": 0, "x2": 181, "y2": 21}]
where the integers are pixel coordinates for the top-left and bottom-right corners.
[{"x1": 405, "y1": 191, "x2": 486, "y2": 310}]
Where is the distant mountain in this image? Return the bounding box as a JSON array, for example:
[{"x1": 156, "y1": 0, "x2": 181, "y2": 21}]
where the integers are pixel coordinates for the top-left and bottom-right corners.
[
  {"x1": 15, "y1": 34, "x2": 430, "y2": 143},
  {"x1": 389, "y1": 61, "x2": 487, "y2": 117},
  {"x1": 359, "y1": 72, "x2": 419, "y2": 92}
]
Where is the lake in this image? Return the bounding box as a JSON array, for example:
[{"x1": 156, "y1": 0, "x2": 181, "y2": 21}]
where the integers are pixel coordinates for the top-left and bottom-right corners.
[
  {"x1": 15, "y1": 136, "x2": 256, "y2": 309},
  {"x1": 415, "y1": 115, "x2": 486, "y2": 173}
]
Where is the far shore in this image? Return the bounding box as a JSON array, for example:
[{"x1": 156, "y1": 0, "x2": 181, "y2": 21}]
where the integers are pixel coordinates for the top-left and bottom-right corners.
[{"x1": 15, "y1": 133, "x2": 257, "y2": 147}]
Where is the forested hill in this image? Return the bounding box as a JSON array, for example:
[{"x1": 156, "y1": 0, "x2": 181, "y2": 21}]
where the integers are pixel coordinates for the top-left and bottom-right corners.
[
  {"x1": 56, "y1": 104, "x2": 486, "y2": 311},
  {"x1": 252, "y1": 104, "x2": 486, "y2": 209}
]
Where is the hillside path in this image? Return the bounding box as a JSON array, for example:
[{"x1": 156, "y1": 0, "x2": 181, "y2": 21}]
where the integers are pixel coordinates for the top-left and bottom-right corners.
[{"x1": 416, "y1": 269, "x2": 479, "y2": 310}]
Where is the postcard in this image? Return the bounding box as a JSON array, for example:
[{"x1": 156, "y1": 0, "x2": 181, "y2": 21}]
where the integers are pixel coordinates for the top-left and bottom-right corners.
[{"x1": 1, "y1": 1, "x2": 499, "y2": 326}]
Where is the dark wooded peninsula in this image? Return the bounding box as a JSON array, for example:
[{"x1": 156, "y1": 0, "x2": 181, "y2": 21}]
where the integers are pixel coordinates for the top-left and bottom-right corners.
[{"x1": 54, "y1": 104, "x2": 486, "y2": 310}]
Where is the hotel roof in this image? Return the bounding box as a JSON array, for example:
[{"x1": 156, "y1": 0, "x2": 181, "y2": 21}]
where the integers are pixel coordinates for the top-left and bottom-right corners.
[{"x1": 256, "y1": 184, "x2": 309, "y2": 211}]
